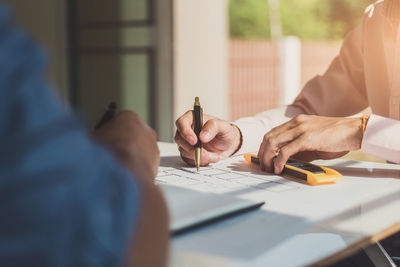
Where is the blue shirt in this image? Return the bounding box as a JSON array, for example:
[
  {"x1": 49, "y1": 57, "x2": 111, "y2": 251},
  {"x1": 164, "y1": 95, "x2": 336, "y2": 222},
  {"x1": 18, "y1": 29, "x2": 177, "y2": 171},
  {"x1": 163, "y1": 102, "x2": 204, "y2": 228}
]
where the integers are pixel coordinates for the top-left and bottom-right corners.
[{"x1": 0, "y1": 6, "x2": 141, "y2": 267}]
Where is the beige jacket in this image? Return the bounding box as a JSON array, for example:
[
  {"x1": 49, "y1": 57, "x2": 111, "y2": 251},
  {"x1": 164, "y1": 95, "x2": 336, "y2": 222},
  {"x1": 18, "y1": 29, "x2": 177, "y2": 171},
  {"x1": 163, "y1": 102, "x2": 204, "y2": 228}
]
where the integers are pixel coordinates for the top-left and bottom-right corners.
[{"x1": 234, "y1": 0, "x2": 400, "y2": 164}]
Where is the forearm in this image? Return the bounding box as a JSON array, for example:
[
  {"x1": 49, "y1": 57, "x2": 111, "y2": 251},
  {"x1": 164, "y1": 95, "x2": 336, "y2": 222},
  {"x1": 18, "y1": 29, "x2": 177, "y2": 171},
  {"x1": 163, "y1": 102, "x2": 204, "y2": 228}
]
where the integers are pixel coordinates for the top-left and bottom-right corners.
[
  {"x1": 232, "y1": 105, "x2": 304, "y2": 154},
  {"x1": 361, "y1": 115, "x2": 400, "y2": 164},
  {"x1": 125, "y1": 179, "x2": 169, "y2": 267}
]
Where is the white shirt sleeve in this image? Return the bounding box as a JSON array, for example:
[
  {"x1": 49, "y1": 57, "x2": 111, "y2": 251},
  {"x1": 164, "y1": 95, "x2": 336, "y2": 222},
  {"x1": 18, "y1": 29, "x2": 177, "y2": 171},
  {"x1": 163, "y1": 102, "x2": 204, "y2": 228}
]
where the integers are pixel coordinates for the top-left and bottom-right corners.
[
  {"x1": 361, "y1": 114, "x2": 400, "y2": 164},
  {"x1": 232, "y1": 105, "x2": 303, "y2": 155}
]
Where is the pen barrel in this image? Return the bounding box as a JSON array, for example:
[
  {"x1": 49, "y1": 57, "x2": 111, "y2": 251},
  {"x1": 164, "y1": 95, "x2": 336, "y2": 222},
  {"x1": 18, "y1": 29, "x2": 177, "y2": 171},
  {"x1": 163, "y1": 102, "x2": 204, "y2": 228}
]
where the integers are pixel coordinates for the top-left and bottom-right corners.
[
  {"x1": 193, "y1": 105, "x2": 202, "y2": 148},
  {"x1": 95, "y1": 102, "x2": 117, "y2": 129}
]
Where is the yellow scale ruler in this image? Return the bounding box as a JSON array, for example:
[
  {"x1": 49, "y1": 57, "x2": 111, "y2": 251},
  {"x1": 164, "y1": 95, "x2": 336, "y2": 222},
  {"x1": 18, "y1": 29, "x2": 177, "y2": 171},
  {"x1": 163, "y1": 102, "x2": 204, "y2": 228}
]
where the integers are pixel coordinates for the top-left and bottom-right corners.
[{"x1": 244, "y1": 154, "x2": 343, "y2": 186}]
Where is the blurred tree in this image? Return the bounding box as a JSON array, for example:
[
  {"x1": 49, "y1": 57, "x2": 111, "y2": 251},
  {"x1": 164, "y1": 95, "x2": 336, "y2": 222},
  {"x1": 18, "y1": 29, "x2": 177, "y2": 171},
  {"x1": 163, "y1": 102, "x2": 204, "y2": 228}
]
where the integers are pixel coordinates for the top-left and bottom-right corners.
[
  {"x1": 317, "y1": 0, "x2": 375, "y2": 39},
  {"x1": 229, "y1": 0, "x2": 270, "y2": 39},
  {"x1": 229, "y1": 0, "x2": 375, "y2": 40},
  {"x1": 280, "y1": 0, "x2": 329, "y2": 40}
]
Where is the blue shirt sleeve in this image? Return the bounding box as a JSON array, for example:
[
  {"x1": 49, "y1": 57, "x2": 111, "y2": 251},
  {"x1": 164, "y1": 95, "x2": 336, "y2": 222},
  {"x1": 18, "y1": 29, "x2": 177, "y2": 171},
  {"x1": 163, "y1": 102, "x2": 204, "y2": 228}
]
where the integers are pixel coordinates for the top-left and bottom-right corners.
[{"x1": 0, "y1": 6, "x2": 141, "y2": 267}]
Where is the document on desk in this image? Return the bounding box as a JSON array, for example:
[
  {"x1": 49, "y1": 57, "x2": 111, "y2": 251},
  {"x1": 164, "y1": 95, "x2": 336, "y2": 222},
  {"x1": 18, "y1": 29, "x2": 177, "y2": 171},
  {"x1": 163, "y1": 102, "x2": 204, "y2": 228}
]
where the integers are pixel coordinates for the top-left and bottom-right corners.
[
  {"x1": 157, "y1": 154, "x2": 303, "y2": 195},
  {"x1": 160, "y1": 185, "x2": 264, "y2": 235},
  {"x1": 157, "y1": 154, "x2": 400, "y2": 223}
]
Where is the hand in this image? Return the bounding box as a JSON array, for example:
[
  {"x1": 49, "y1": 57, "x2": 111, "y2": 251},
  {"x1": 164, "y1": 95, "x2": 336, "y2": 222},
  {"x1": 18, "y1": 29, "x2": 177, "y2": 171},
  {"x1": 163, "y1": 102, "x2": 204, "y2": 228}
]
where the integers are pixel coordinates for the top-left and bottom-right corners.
[
  {"x1": 175, "y1": 111, "x2": 242, "y2": 166},
  {"x1": 258, "y1": 114, "x2": 363, "y2": 174},
  {"x1": 93, "y1": 111, "x2": 160, "y2": 181}
]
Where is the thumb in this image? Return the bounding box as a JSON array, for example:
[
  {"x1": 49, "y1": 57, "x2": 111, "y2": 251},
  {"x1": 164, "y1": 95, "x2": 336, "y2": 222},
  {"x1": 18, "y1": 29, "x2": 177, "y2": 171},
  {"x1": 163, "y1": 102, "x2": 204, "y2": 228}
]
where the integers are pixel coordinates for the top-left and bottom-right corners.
[{"x1": 200, "y1": 119, "x2": 228, "y2": 143}]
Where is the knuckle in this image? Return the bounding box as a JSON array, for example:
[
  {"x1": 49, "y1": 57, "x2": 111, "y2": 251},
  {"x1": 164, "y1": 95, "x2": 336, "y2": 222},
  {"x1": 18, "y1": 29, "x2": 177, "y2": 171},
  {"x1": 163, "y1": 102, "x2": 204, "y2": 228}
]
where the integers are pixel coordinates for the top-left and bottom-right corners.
[
  {"x1": 207, "y1": 119, "x2": 218, "y2": 128},
  {"x1": 298, "y1": 137, "x2": 308, "y2": 150},
  {"x1": 270, "y1": 125, "x2": 278, "y2": 133},
  {"x1": 263, "y1": 134, "x2": 269, "y2": 143},
  {"x1": 280, "y1": 147, "x2": 289, "y2": 157},
  {"x1": 174, "y1": 132, "x2": 179, "y2": 142},
  {"x1": 264, "y1": 134, "x2": 275, "y2": 147},
  {"x1": 181, "y1": 128, "x2": 192, "y2": 138},
  {"x1": 294, "y1": 114, "x2": 306, "y2": 123},
  {"x1": 176, "y1": 111, "x2": 192, "y2": 127},
  {"x1": 297, "y1": 123, "x2": 307, "y2": 132},
  {"x1": 175, "y1": 117, "x2": 183, "y2": 128}
]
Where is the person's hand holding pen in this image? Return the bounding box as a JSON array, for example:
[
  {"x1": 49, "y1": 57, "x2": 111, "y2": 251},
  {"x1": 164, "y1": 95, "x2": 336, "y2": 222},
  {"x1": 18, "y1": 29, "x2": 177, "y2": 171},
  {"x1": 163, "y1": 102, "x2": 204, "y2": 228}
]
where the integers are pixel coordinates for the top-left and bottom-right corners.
[
  {"x1": 175, "y1": 110, "x2": 242, "y2": 167},
  {"x1": 93, "y1": 107, "x2": 160, "y2": 181},
  {"x1": 93, "y1": 104, "x2": 168, "y2": 267}
]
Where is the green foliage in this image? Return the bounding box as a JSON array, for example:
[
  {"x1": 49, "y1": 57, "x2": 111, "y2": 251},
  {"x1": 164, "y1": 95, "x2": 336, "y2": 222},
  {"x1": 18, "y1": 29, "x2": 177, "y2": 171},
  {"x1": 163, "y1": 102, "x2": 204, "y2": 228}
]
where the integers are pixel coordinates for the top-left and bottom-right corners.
[
  {"x1": 316, "y1": 0, "x2": 375, "y2": 39},
  {"x1": 229, "y1": 0, "x2": 375, "y2": 40},
  {"x1": 280, "y1": 0, "x2": 330, "y2": 40},
  {"x1": 229, "y1": 0, "x2": 270, "y2": 39}
]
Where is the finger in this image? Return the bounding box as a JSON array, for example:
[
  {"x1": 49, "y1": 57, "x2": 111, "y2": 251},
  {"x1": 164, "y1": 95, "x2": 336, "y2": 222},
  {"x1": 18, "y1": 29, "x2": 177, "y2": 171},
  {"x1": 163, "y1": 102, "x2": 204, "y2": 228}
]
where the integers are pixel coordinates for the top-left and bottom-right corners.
[
  {"x1": 180, "y1": 147, "x2": 221, "y2": 164},
  {"x1": 179, "y1": 147, "x2": 220, "y2": 164},
  {"x1": 257, "y1": 140, "x2": 266, "y2": 171},
  {"x1": 260, "y1": 114, "x2": 307, "y2": 149},
  {"x1": 180, "y1": 156, "x2": 212, "y2": 167},
  {"x1": 257, "y1": 124, "x2": 291, "y2": 172},
  {"x1": 267, "y1": 119, "x2": 296, "y2": 138},
  {"x1": 175, "y1": 110, "x2": 197, "y2": 145},
  {"x1": 259, "y1": 122, "x2": 306, "y2": 172},
  {"x1": 260, "y1": 140, "x2": 277, "y2": 173},
  {"x1": 259, "y1": 132, "x2": 283, "y2": 173},
  {"x1": 274, "y1": 136, "x2": 307, "y2": 174},
  {"x1": 199, "y1": 119, "x2": 230, "y2": 143},
  {"x1": 174, "y1": 131, "x2": 194, "y2": 153},
  {"x1": 181, "y1": 156, "x2": 195, "y2": 166}
]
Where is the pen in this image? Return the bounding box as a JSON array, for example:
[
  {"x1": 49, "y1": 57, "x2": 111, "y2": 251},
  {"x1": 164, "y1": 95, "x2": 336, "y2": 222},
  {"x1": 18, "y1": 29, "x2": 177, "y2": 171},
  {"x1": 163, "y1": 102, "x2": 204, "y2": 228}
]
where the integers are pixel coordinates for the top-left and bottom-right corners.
[
  {"x1": 95, "y1": 102, "x2": 117, "y2": 129},
  {"x1": 193, "y1": 97, "x2": 203, "y2": 171}
]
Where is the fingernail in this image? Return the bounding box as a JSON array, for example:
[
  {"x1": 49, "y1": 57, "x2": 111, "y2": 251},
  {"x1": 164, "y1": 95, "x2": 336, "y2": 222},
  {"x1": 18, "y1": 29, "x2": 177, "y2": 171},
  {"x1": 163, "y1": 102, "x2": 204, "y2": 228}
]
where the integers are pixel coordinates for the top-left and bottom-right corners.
[
  {"x1": 187, "y1": 136, "x2": 196, "y2": 145},
  {"x1": 274, "y1": 164, "x2": 281, "y2": 174},
  {"x1": 202, "y1": 131, "x2": 211, "y2": 140}
]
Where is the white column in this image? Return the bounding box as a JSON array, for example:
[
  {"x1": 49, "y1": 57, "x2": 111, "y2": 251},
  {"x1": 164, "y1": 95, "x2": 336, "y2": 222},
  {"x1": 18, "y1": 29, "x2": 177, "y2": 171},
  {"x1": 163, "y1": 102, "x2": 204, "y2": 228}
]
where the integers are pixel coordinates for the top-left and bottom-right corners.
[
  {"x1": 173, "y1": 0, "x2": 228, "y2": 122},
  {"x1": 279, "y1": 36, "x2": 302, "y2": 105}
]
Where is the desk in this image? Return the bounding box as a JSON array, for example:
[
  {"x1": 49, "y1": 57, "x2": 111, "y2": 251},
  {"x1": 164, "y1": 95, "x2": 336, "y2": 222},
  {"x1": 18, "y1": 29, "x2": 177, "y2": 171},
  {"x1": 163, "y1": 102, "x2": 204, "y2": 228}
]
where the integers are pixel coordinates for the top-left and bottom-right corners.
[{"x1": 158, "y1": 142, "x2": 400, "y2": 267}]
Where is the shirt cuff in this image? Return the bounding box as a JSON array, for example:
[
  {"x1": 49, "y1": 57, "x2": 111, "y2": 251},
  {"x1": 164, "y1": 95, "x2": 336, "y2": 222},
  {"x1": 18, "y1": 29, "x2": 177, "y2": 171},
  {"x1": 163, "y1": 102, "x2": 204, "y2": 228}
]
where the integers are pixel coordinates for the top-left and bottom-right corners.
[
  {"x1": 231, "y1": 106, "x2": 303, "y2": 155},
  {"x1": 231, "y1": 118, "x2": 266, "y2": 155},
  {"x1": 361, "y1": 114, "x2": 400, "y2": 164}
]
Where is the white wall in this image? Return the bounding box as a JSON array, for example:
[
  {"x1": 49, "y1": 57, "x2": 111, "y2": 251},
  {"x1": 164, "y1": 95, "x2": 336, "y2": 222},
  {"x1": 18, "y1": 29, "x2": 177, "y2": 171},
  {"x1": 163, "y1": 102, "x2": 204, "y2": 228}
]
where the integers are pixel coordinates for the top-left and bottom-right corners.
[
  {"x1": 3, "y1": 0, "x2": 69, "y2": 102},
  {"x1": 173, "y1": 0, "x2": 228, "y2": 121}
]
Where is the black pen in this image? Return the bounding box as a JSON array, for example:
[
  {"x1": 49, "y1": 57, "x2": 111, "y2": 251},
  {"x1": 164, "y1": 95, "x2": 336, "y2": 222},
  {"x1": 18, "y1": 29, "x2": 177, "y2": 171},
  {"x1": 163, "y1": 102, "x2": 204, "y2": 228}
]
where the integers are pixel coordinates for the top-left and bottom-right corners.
[
  {"x1": 193, "y1": 97, "x2": 203, "y2": 171},
  {"x1": 95, "y1": 102, "x2": 117, "y2": 129}
]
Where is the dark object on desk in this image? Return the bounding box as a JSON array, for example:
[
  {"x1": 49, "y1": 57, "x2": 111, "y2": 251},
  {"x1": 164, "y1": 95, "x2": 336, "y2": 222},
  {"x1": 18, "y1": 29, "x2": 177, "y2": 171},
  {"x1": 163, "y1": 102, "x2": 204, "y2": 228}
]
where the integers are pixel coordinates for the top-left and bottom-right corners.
[
  {"x1": 160, "y1": 185, "x2": 265, "y2": 237},
  {"x1": 95, "y1": 102, "x2": 117, "y2": 129},
  {"x1": 172, "y1": 200, "x2": 264, "y2": 236},
  {"x1": 193, "y1": 97, "x2": 203, "y2": 171}
]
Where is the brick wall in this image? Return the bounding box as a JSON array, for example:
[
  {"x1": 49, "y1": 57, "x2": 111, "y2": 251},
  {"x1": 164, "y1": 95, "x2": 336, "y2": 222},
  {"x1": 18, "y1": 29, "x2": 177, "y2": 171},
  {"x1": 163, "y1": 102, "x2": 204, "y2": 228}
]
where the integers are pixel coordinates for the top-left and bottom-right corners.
[{"x1": 229, "y1": 40, "x2": 341, "y2": 121}]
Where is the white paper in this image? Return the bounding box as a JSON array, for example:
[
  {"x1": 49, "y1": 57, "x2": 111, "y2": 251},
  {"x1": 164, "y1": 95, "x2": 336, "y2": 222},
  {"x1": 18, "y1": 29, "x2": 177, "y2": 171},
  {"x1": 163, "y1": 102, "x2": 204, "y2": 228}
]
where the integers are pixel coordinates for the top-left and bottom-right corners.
[{"x1": 158, "y1": 155, "x2": 400, "y2": 222}]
